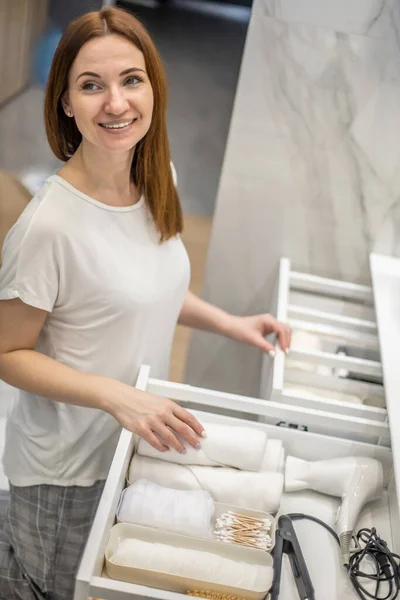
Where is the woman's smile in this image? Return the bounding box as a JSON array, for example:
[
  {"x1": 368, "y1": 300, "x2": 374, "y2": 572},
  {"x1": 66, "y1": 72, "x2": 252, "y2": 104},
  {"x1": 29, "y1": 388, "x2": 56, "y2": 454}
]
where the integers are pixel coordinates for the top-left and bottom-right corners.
[{"x1": 98, "y1": 117, "x2": 138, "y2": 132}]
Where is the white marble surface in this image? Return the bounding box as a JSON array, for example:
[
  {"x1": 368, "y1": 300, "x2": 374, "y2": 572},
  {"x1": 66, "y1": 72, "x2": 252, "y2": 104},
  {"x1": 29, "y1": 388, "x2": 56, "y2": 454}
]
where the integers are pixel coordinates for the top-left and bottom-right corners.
[
  {"x1": 186, "y1": 0, "x2": 400, "y2": 396},
  {"x1": 263, "y1": 0, "x2": 395, "y2": 37}
]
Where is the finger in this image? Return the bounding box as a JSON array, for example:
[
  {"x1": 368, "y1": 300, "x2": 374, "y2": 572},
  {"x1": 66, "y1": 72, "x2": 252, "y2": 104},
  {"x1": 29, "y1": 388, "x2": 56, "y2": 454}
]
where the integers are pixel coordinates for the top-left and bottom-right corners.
[
  {"x1": 166, "y1": 414, "x2": 202, "y2": 449},
  {"x1": 285, "y1": 325, "x2": 292, "y2": 350},
  {"x1": 152, "y1": 422, "x2": 186, "y2": 454},
  {"x1": 272, "y1": 321, "x2": 292, "y2": 353},
  {"x1": 137, "y1": 429, "x2": 169, "y2": 453},
  {"x1": 275, "y1": 326, "x2": 288, "y2": 352},
  {"x1": 260, "y1": 338, "x2": 277, "y2": 357},
  {"x1": 172, "y1": 405, "x2": 206, "y2": 439}
]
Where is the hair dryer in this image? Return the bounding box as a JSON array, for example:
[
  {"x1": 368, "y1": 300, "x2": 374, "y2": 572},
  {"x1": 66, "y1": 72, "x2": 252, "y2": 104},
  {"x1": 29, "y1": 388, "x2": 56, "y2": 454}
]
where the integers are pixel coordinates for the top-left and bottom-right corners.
[{"x1": 285, "y1": 456, "x2": 384, "y2": 565}]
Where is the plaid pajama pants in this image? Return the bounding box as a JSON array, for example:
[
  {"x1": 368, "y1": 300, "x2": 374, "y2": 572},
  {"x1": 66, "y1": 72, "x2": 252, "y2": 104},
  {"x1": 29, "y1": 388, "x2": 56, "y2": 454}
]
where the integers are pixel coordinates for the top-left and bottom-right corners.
[{"x1": 0, "y1": 481, "x2": 105, "y2": 600}]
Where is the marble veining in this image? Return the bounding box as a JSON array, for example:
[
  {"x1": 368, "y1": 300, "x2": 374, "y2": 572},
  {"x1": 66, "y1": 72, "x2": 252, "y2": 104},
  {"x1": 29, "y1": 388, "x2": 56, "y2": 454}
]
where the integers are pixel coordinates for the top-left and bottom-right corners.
[
  {"x1": 186, "y1": 0, "x2": 400, "y2": 396},
  {"x1": 263, "y1": 0, "x2": 394, "y2": 38},
  {"x1": 241, "y1": 1, "x2": 400, "y2": 280}
]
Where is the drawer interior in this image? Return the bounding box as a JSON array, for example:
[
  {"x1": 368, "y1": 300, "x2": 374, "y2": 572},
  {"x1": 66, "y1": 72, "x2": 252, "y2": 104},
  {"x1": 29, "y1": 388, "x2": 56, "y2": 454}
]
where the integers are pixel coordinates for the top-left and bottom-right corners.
[
  {"x1": 259, "y1": 258, "x2": 388, "y2": 446},
  {"x1": 76, "y1": 397, "x2": 399, "y2": 600},
  {"x1": 284, "y1": 326, "x2": 385, "y2": 408},
  {"x1": 289, "y1": 289, "x2": 377, "y2": 323},
  {"x1": 284, "y1": 284, "x2": 384, "y2": 408}
]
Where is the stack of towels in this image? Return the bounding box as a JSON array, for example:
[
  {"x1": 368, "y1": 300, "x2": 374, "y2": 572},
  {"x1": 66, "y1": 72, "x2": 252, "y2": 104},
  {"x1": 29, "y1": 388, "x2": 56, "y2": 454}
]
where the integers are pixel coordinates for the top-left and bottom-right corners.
[{"x1": 128, "y1": 422, "x2": 285, "y2": 514}]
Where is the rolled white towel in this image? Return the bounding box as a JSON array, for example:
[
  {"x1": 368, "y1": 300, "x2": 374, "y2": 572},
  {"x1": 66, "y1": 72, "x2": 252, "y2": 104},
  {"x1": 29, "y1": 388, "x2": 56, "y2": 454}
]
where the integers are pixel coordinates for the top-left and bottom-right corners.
[
  {"x1": 117, "y1": 480, "x2": 214, "y2": 537},
  {"x1": 129, "y1": 455, "x2": 284, "y2": 513},
  {"x1": 109, "y1": 537, "x2": 273, "y2": 592},
  {"x1": 137, "y1": 423, "x2": 268, "y2": 472},
  {"x1": 261, "y1": 439, "x2": 285, "y2": 472}
]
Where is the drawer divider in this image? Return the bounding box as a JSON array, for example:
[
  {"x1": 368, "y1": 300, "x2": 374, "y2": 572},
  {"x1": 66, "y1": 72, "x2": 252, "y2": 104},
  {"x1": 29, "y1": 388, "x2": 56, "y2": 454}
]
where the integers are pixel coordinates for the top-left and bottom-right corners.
[
  {"x1": 288, "y1": 318, "x2": 379, "y2": 349},
  {"x1": 289, "y1": 270, "x2": 373, "y2": 303},
  {"x1": 288, "y1": 304, "x2": 377, "y2": 333},
  {"x1": 284, "y1": 368, "x2": 385, "y2": 399},
  {"x1": 287, "y1": 348, "x2": 383, "y2": 378}
]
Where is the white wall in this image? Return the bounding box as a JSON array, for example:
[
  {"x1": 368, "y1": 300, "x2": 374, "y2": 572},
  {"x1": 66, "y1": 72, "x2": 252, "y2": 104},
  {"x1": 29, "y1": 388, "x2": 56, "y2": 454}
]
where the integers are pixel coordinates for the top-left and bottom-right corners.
[{"x1": 186, "y1": 0, "x2": 400, "y2": 397}]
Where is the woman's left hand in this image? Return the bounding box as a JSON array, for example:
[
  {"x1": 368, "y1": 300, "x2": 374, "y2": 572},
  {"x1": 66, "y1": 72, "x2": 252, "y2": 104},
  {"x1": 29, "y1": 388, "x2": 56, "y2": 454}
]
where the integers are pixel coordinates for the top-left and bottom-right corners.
[{"x1": 224, "y1": 314, "x2": 292, "y2": 356}]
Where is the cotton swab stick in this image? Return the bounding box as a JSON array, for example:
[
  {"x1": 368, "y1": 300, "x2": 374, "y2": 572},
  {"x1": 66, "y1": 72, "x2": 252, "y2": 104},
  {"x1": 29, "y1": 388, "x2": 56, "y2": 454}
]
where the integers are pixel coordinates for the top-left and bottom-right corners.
[{"x1": 214, "y1": 512, "x2": 273, "y2": 551}]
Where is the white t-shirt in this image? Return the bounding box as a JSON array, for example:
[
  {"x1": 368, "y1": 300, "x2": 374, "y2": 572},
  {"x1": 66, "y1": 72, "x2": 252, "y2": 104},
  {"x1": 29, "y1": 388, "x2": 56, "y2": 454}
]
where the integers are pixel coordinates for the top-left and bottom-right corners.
[{"x1": 0, "y1": 174, "x2": 190, "y2": 487}]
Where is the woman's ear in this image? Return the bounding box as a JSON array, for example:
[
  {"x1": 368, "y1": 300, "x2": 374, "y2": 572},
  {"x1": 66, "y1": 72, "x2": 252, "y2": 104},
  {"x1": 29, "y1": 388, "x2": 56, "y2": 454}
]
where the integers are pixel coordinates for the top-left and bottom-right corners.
[{"x1": 61, "y1": 92, "x2": 73, "y2": 118}]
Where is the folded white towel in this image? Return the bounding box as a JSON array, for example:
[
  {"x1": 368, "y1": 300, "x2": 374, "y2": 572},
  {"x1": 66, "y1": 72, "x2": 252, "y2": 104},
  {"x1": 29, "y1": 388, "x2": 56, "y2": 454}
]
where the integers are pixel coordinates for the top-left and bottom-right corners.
[
  {"x1": 117, "y1": 480, "x2": 214, "y2": 537},
  {"x1": 129, "y1": 455, "x2": 284, "y2": 513},
  {"x1": 137, "y1": 423, "x2": 284, "y2": 472},
  {"x1": 110, "y1": 537, "x2": 273, "y2": 592}
]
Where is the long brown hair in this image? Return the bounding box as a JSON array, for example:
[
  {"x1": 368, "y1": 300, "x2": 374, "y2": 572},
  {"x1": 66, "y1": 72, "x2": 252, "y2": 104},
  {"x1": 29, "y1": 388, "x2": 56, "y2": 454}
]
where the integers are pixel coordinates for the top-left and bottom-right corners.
[{"x1": 44, "y1": 6, "x2": 182, "y2": 241}]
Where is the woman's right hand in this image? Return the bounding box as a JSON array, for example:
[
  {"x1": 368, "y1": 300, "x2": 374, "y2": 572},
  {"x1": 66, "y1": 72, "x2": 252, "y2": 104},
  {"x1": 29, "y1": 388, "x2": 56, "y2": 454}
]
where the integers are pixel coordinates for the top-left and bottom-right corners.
[{"x1": 102, "y1": 379, "x2": 206, "y2": 454}]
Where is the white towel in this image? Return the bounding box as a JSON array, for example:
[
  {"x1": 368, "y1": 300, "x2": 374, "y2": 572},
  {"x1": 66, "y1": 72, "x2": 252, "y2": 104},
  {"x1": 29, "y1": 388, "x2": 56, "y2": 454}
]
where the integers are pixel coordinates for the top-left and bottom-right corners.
[
  {"x1": 129, "y1": 455, "x2": 284, "y2": 513},
  {"x1": 110, "y1": 537, "x2": 273, "y2": 592},
  {"x1": 137, "y1": 423, "x2": 284, "y2": 472},
  {"x1": 117, "y1": 480, "x2": 214, "y2": 537},
  {"x1": 261, "y1": 439, "x2": 285, "y2": 473}
]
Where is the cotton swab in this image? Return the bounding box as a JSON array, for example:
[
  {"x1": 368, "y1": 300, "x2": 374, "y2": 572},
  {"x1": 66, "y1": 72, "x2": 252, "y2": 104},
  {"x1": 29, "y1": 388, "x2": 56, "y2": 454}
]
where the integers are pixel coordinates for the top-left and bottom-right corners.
[{"x1": 213, "y1": 511, "x2": 273, "y2": 551}]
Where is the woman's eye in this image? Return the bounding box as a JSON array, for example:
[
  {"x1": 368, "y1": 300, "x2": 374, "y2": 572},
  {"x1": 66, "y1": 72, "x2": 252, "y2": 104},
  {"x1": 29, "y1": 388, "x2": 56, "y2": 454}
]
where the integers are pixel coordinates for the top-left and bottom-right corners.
[
  {"x1": 124, "y1": 76, "x2": 141, "y2": 86},
  {"x1": 82, "y1": 82, "x2": 101, "y2": 91}
]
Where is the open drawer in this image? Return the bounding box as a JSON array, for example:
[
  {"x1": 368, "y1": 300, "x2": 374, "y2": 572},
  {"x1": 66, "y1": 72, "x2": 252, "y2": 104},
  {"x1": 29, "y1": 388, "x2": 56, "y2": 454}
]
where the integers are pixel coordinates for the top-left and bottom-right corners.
[
  {"x1": 260, "y1": 258, "x2": 389, "y2": 446},
  {"x1": 75, "y1": 364, "x2": 399, "y2": 600}
]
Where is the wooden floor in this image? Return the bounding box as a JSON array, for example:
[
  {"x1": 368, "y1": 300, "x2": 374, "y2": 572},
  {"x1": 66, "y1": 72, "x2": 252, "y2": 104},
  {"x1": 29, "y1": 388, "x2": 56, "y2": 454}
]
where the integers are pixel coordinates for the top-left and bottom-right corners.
[{"x1": 168, "y1": 213, "x2": 212, "y2": 383}]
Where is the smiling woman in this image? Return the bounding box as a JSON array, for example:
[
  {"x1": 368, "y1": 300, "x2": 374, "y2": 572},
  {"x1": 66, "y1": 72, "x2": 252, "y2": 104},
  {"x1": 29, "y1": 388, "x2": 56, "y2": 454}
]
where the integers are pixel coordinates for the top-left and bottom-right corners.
[
  {"x1": 0, "y1": 7, "x2": 201, "y2": 600},
  {"x1": 44, "y1": 7, "x2": 181, "y2": 236},
  {"x1": 0, "y1": 6, "x2": 291, "y2": 600}
]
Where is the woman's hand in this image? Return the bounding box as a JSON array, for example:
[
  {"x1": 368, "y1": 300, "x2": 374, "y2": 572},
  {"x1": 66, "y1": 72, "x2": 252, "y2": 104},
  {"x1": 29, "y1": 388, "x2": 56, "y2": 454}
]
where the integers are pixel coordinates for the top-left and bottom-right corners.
[
  {"x1": 223, "y1": 314, "x2": 292, "y2": 356},
  {"x1": 102, "y1": 379, "x2": 205, "y2": 453}
]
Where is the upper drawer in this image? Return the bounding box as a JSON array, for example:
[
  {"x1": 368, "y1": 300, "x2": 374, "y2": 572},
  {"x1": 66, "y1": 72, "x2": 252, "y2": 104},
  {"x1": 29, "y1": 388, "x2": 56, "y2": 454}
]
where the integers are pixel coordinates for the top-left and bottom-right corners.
[
  {"x1": 260, "y1": 258, "x2": 388, "y2": 446},
  {"x1": 75, "y1": 365, "x2": 396, "y2": 600}
]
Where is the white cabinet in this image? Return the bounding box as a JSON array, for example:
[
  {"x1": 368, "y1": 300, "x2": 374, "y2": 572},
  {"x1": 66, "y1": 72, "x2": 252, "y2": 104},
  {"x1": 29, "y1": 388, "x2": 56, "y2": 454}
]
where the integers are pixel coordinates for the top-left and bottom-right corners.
[
  {"x1": 260, "y1": 258, "x2": 389, "y2": 446},
  {"x1": 75, "y1": 253, "x2": 400, "y2": 600},
  {"x1": 75, "y1": 366, "x2": 398, "y2": 600}
]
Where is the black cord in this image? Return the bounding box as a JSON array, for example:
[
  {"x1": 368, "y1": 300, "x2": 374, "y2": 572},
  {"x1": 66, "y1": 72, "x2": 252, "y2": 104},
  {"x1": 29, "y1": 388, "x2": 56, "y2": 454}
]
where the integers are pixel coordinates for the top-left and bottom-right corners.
[
  {"x1": 286, "y1": 513, "x2": 400, "y2": 600},
  {"x1": 287, "y1": 512, "x2": 340, "y2": 544}
]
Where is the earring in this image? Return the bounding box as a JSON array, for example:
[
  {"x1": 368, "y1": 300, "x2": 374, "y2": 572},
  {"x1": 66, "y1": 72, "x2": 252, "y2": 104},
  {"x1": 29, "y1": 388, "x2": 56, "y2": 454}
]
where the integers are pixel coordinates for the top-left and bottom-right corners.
[{"x1": 66, "y1": 111, "x2": 73, "y2": 117}]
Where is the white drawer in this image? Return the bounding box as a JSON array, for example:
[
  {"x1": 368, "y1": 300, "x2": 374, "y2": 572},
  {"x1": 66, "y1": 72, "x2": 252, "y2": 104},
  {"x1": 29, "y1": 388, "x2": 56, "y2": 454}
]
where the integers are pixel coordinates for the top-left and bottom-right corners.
[
  {"x1": 75, "y1": 365, "x2": 399, "y2": 600},
  {"x1": 260, "y1": 258, "x2": 389, "y2": 445}
]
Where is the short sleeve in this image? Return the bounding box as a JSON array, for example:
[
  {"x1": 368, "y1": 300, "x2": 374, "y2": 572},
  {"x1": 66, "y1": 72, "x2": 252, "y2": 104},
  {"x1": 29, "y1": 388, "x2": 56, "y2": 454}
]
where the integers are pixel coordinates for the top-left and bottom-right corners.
[{"x1": 0, "y1": 218, "x2": 59, "y2": 313}]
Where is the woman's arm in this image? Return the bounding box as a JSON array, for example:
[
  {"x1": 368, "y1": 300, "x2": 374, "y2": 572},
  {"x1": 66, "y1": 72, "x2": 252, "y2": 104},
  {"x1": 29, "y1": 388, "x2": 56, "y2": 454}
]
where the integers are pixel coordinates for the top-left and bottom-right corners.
[
  {"x1": 0, "y1": 298, "x2": 205, "y2": 452},
  {"x1": 177, "y1": 290, "x2": 232, "y2": 336},
  {"x1": 178, "y1": 290, "x2": 291, "y2": 354}
]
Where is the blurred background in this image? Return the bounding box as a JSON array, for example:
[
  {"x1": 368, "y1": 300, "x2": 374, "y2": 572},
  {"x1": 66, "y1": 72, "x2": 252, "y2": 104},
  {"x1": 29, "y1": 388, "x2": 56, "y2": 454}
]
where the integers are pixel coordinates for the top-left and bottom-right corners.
[
  {"x1": 0, "y1": 0, "x2": 250, "y2": 215},
  {"x1": 0, "y1": 0, "x2": 250, "y2": 387}
]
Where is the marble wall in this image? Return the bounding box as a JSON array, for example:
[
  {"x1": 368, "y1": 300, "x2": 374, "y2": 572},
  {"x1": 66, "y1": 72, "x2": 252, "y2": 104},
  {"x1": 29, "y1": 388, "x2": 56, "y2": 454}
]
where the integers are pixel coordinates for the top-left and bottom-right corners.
[{"x1": 185, "y1": 0, "x2": 400, "y2": 397}]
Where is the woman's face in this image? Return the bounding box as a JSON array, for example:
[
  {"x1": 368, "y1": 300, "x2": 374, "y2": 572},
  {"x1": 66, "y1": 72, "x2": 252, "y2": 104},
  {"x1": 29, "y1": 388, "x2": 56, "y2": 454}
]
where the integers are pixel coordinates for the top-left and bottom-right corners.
[{"x1": 64, "y1": 34, "x2": 154, "y2": 154}]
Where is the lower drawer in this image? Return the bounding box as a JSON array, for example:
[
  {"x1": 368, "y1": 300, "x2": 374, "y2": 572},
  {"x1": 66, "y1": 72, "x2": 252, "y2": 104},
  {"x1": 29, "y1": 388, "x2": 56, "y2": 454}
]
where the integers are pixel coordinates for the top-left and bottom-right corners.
[{"x1": 75, "y1": 369, "x2": 398, "y2": 600}]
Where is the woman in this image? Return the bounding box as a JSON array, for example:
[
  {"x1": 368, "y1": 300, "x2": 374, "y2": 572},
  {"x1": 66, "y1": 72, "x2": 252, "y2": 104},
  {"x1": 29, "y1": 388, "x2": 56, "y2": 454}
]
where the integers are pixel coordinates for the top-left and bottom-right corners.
[{"x1": 0, "y1": 6, "x2": 291, "y2": 600}]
